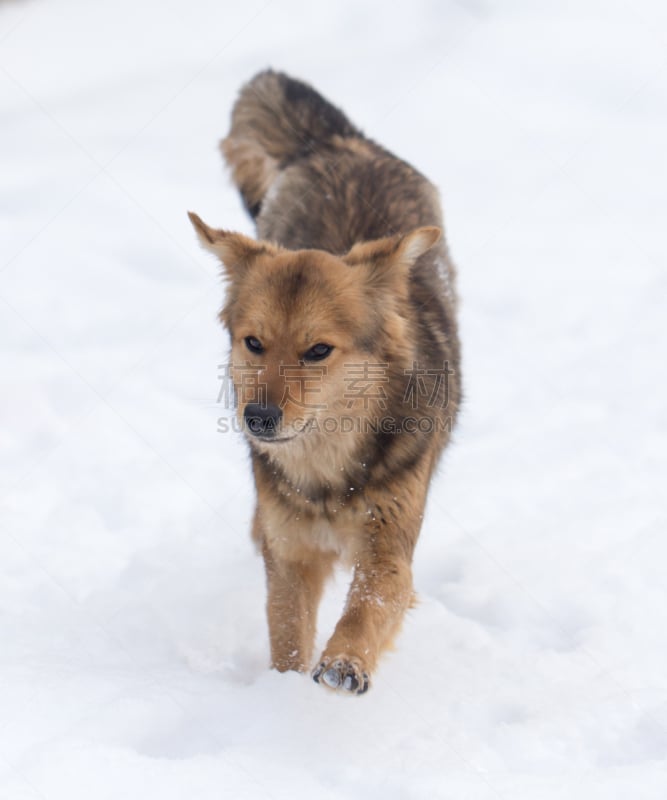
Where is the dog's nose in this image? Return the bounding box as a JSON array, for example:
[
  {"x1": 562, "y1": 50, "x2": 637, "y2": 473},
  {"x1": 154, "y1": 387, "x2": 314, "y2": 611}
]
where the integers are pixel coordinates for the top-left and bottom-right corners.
[{"x1": 244, "y1": 403, "x2": 283, "y2": 438}]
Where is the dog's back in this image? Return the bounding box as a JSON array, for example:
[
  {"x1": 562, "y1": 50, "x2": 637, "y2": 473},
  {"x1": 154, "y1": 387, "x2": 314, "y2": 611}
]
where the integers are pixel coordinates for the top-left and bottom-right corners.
[{"x1": 222, "y1": 69, "x2": 460, "y2": 407}]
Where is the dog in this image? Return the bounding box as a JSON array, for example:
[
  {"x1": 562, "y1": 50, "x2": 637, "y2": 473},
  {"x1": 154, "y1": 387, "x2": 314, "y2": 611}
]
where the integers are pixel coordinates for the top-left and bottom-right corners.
[{"x1": 189, "y1": 70, "x2": 461, "y2": 694}]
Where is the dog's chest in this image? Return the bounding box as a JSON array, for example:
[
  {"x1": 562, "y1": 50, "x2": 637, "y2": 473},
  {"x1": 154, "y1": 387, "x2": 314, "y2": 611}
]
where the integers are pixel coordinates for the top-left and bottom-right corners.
[
  {"x1": 307, "y1": 518, "x2": 349, "y2": 556},
  {"x1": 265, "y1": 499, "x2": 362, "y2": 565}
]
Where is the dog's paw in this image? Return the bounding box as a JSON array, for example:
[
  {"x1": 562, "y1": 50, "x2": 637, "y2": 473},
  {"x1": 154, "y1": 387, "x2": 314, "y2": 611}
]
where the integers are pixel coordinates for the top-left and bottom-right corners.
[{"x1": 312, "y1": 657, "x2": 370, "y2": 695}]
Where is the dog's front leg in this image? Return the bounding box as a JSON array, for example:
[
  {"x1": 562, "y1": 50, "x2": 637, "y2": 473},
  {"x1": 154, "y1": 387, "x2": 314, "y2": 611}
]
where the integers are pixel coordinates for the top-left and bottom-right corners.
[
  {"x1": 261, "y1": 539, "x2": 334, "y2": 673},
  {"x1": 313, "y1": 473, "x2": 428, "y2": 694}
]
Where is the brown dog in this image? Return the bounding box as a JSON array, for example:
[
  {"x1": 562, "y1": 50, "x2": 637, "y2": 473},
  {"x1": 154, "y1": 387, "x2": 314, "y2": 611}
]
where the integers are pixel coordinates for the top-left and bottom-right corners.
[{"x1": 189, "y1": 70, "x2": 461, "y2": 694}]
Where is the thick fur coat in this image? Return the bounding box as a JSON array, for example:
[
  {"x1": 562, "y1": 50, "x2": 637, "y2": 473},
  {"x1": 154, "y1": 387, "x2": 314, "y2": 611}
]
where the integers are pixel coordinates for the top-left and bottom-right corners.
[{"x1": 189, "y1": 70, "x2": 461, "y2": 694}]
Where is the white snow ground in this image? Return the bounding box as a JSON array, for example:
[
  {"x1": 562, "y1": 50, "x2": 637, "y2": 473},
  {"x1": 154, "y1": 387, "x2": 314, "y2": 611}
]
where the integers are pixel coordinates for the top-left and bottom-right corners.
[{"x1": 1, "y1": 0, "x2": 667, "y2": 797}]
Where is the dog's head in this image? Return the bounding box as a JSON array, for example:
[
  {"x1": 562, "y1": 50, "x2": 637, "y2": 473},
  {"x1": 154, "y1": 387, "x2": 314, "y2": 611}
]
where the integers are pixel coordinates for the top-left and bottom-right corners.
[{"x1": 189, "y1": 211, "x2": 440, "y2": 453}]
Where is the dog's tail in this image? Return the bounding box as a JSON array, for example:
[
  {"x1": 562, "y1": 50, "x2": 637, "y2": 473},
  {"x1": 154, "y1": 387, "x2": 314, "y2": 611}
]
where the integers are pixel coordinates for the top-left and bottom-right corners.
[{"x1": 221, "y1": 70, "x2": 361, "y2": 219}]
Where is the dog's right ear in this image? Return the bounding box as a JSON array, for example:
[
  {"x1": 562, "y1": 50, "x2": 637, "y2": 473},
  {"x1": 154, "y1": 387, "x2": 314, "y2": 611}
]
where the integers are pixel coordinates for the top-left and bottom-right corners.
[{"x1": 188, "y1": 211, "x2": 273, "y2": 278}]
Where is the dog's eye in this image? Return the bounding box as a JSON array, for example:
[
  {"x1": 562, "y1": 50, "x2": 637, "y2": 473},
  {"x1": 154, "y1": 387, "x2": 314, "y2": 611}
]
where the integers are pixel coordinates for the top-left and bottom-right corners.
[
  {"x1": 244, "y1": 336, "x2": 264, "y2": 354},
  {"x1": 303, "y1": 343, "x2": 333, "y2": 361}
]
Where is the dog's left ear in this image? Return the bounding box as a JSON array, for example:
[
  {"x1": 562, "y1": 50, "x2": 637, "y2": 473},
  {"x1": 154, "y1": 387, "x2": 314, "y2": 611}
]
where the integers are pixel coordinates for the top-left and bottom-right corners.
[
  {"x1": 188, "y1": 211, "x2": 274, "y2": 278},
  {"x1": 343, "y1": 226, "x2": 441, "y2": 291}
]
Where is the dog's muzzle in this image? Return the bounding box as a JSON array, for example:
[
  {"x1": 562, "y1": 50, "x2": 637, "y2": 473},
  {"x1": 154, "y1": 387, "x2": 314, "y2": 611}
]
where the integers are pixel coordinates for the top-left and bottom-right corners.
[{"x1": 244, "y1": 403, "x2": 283, "y2": 439}]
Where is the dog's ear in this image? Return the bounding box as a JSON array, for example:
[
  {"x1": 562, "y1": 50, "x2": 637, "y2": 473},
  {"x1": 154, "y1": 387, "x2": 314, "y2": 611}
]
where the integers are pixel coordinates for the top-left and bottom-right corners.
[
  {"x1": 396, "y1": 226, "x2": 442, "y2": 265},
  {"x1": 188, "y1": 211, "x2": 274, "y2": 277},
  {"x1": 343, "y1": 226, "x2": 441, "y2": 291}
]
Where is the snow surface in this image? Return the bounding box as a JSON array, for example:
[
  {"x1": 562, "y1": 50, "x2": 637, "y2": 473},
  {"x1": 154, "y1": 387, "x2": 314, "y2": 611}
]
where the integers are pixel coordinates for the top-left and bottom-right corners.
[{"x1": 2, "y1": 0, "x2": 667, "y2": 797}]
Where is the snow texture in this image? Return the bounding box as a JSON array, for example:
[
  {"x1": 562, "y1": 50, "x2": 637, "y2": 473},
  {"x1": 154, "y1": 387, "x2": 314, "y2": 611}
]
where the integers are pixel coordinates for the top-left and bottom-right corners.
[{"x1": 2, "y1": 0, "x2": 667, "y2": 797}]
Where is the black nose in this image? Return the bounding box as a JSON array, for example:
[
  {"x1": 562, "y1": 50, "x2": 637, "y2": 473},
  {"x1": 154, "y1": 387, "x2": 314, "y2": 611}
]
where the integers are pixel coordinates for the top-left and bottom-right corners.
[{"x1": 243, "y1": 403, "x2": 283, "y2": 438}]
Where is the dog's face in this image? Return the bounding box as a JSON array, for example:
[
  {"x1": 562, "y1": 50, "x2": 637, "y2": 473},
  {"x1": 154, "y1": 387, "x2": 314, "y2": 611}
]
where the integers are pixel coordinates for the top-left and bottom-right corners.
[{"x1": 189, "y1": 212, "x2": 440, "y2": 452}]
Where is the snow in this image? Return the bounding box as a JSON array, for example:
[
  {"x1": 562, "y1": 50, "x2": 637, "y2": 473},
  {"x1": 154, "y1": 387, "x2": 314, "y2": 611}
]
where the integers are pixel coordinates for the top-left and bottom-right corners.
[{"x1": 2, "y1": 0, "x2": 667, "y2": 797}]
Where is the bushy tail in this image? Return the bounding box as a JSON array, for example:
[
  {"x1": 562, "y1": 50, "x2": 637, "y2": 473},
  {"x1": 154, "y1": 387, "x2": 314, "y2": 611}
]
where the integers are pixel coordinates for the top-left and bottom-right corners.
[{"x1": 221, "y1": 70, "x2": 360, "y2": 219}]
